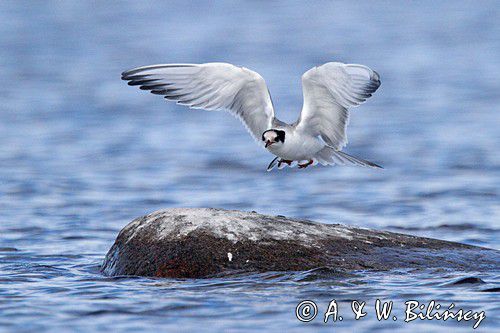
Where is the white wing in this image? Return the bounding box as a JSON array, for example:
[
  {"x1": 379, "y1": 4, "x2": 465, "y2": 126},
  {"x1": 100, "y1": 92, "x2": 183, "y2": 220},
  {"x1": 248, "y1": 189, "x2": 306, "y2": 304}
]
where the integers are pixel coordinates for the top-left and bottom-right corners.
[
  {"x1": 122, "y1": 63, "x2": 275, "y2": 143},
  {"x1": 296, "y1": 62, "x2": 381, "y2": 149}
]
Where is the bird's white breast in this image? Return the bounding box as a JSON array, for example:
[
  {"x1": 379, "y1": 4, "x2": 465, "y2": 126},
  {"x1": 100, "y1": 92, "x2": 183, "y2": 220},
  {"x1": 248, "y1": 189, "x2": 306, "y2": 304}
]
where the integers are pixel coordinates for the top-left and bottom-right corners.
[{"x1": 267, "y1": 129, "x2": 324, "y2": 161}]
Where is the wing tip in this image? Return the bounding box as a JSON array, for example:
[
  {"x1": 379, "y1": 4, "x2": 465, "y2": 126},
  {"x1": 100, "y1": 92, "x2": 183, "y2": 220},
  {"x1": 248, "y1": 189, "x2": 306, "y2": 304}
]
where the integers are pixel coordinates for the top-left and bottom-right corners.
[
  {"x1": 368, "y1": 161, "x2": 383, "y2": 169},
  {"x1": 266, "y1": 156, "x2": 279, "y2": 171},
  {"x1": 121, "y1": 63, "x2": 198, "y2": 79},
  {"x1": 371, "y1": 69, "x2": 381, "y2": 83}
]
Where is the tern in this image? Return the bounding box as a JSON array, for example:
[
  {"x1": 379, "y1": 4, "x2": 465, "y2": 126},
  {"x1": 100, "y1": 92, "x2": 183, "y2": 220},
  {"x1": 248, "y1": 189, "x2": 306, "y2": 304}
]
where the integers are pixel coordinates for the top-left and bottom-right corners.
[{"x1": 122, "y1": 61, "x2": 382, "y2": 171}]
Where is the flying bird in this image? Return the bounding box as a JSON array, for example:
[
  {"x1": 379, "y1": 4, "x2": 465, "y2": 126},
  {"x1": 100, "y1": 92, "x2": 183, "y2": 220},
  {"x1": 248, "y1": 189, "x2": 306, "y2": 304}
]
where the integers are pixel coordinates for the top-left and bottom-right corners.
[{"x1": 122, "y1": 62, "x2": 381, "y2": 171}]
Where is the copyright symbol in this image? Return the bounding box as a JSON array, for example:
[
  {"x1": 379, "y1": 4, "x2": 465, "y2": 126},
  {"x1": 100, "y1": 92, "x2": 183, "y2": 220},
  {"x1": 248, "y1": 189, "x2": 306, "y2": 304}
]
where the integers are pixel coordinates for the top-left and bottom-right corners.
[{"x1": 295, "y1": 300, "x2": 318, "y2": 322}]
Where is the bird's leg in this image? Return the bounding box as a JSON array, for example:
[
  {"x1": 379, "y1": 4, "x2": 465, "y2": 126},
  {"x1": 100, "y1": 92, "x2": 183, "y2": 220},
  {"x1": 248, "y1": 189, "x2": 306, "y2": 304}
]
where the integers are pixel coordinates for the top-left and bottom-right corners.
[
  {"x1": 278, "y1": 159, "x2": 293, "y2": 168},
  {"x1": 298, "y1": 159, "x2": 314, "y2": 169}
]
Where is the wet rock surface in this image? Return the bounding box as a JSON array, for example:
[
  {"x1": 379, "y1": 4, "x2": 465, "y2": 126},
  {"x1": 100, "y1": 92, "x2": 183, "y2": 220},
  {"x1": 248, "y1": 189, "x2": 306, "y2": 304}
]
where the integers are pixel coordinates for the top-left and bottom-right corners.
[{"x1": 101, "y1": 208, "x2": 499, "y2": 278}]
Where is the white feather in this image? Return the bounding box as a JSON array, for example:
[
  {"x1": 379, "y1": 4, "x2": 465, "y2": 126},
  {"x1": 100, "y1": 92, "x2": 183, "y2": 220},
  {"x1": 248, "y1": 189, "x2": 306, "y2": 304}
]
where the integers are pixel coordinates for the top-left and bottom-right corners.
[
  {"x1": 122, "y1": 63, "x2": 275, "y2": 144},
  {"x1": 296, "y1": 62, "x2": 381, "y2": 149}
]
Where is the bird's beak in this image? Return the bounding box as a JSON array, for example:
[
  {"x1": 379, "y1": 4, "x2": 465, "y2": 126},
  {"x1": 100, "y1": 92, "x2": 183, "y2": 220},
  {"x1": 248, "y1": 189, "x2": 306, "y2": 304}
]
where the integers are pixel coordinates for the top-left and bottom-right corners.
[{"x1": 265, "y1": 140, "x2": 273, "y2": 148}]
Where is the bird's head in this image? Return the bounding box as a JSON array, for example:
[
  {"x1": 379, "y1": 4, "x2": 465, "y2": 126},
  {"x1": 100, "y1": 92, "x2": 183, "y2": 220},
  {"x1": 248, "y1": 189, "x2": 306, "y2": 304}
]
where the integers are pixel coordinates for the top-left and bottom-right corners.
[{"x1": 262, "y1": 129, "x2": 285, "y2": 148}]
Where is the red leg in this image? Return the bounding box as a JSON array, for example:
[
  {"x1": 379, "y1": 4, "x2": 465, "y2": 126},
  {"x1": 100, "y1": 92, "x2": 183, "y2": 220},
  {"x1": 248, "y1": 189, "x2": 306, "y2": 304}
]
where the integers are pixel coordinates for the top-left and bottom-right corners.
[
  {"x1": 298, "y1": 159, "x2": 314, "y2": 169},
  {"x1": 278, "y1": 159, "x2": 293, "y2": 168}
]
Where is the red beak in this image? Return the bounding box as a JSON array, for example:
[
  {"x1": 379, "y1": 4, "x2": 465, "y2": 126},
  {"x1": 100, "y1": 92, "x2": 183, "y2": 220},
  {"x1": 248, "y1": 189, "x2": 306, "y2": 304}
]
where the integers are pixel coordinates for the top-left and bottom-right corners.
[{"x1": 265, "y1": 140, "x2": 273, "y2": 148}]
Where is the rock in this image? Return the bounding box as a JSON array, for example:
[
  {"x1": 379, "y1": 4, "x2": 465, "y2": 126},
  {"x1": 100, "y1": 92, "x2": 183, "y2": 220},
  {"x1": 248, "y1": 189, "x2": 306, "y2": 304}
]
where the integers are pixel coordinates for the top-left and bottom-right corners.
[{"x1": 101, "y1": 208, "x2": 499, "y2": 278}]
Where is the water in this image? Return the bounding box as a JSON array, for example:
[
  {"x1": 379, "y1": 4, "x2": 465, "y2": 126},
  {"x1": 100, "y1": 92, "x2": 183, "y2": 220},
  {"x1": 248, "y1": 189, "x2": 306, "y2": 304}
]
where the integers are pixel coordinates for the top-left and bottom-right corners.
[{"x1": 0, "y1": 1, "x2": 499, "y2": 332}]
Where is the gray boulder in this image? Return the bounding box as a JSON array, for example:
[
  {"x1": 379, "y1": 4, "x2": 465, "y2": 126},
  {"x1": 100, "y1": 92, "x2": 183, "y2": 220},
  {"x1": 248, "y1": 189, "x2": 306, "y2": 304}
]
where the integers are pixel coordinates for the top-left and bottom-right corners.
[{"x1": 101, "y1": 208, "x2": 499, "y2": 278}]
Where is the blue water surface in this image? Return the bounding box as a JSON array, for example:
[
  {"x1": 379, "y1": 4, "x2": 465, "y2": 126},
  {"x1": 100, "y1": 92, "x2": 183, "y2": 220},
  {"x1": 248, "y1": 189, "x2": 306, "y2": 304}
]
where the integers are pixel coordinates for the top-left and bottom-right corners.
[{"x1": 0, "y1": 1, "x2": 499, "y2": 332}]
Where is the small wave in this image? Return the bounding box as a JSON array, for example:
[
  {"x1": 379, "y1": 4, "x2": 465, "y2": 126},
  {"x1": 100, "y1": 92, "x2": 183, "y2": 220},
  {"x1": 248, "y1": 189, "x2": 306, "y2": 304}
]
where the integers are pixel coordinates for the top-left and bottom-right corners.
[
  {"x1": 0, "y1": 247, "x2": 18, "y2": 252},
  {"x1": 389, "y1": 223, "x2": 498, "y2": 232},
  {"x1": 447, "y1": 277, "x2": 486, "y2": 285},
  {"x1": 416, "y1": 189, "x2": 497, "y2": 199}
]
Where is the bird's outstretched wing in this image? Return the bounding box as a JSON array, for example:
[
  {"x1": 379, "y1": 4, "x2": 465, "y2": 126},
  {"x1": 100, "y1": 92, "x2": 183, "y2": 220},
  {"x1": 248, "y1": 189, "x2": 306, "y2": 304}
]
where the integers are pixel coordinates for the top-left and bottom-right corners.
[
  {"x1": 122, "y1": 63, "x2": 275, "y2": 143},
  {"x1": 295, "y1": 62, "x2": 381, "y2": 150}
]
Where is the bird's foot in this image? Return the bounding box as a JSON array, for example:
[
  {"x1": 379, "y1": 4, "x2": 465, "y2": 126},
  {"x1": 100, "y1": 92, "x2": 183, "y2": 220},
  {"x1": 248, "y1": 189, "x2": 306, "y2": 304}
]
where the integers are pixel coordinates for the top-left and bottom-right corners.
[
  {"x1": 278, "y1": 159, "x2": 293, "y2": 168},
  {"x1": 298, "y1": 159, "x2": 314, "y2": 169}
]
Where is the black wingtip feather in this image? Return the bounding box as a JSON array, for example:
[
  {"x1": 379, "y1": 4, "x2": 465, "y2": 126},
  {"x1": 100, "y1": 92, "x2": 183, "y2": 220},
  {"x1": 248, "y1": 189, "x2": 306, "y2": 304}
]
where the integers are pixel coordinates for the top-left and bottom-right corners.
[
  {"x1": 139, "y1": 83, "x2": 165, "y2": 90},
  {"x1": 369, "y1": 161, "x2": 383, "y2": 169},
  {"x1": 266, "y1": 156, "x2": 280, "y2": 171},
  {"x1": 128, "y1": 79, "x2": 159, "y2": 86},
  {"x1": 150, "y1": 90, "x2": 167, "y2": 95}
]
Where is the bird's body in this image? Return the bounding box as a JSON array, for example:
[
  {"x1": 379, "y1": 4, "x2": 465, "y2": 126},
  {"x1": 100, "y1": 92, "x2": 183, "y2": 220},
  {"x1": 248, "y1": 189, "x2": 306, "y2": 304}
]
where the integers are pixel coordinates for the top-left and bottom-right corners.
[
  {"x1": 122, "y1": 62, "x2": 382, "y2": 170},
  {"x1": 266, "y1": 123, "x2": 323, "y2": 161}
]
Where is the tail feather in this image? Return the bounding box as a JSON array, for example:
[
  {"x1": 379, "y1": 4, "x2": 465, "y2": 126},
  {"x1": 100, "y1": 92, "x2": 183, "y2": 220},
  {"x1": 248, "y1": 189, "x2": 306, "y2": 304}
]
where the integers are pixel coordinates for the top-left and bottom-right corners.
[
  {"x1": 266, "y1": 147, "x2": 382, "y2": 171},
  {"x1": 315, "y1": 146, "x2": 382, "y2": 168}
]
